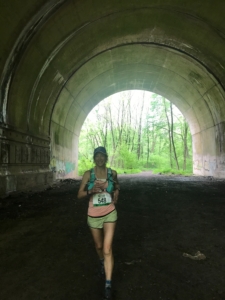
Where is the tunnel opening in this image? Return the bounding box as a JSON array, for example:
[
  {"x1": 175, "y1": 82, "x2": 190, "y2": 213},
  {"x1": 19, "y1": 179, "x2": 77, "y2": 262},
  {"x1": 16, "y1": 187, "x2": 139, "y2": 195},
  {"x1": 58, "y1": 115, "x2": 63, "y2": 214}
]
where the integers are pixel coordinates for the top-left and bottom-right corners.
[
  {"x1": 50, "y1": 43, "x2": 225, "y2": 183},
  {"x1": 1, "y1": 41, "x2": 225, "y2": 198},
  {"x1": 78, "y1": 90, "x2": 193, "y2": 177}
]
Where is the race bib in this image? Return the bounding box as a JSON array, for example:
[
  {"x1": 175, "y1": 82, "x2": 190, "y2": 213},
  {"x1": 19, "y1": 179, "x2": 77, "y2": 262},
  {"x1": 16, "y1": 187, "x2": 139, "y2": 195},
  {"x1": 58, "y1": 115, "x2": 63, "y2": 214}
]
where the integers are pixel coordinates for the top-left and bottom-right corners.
[{"x1": 93, "y1": 192, "x2": 112, "y2": 207}]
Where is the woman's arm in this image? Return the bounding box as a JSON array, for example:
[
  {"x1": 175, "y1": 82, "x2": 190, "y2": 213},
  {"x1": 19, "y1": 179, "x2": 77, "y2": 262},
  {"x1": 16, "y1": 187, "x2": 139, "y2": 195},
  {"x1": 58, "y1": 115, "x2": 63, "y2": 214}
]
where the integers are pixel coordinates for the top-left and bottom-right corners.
[
  {"x1": 77, "y1": 170, "x2": 106, "y2": 199},
  {"x1": 77, "y1": 171, "x2": 90, "y2": 199},
  {"x1": 113, "y1": 170, "x2": 120, "y2": 190},
  {"x1": 112, "y1": 170, "x2": 120, "y2": 203}
]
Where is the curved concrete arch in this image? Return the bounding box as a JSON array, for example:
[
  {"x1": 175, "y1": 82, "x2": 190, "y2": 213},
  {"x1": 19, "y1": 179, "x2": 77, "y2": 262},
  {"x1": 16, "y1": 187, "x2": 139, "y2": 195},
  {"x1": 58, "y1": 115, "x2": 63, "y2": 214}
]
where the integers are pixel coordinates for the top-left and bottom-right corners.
[
  {"x1": 1, "y1": 0, "x2": 225, "y2": 195},
  {"x1": 0, "y1": 0, "x2": 67, "y2": 124},
  {"x1": 5, "y1": 3, "x2": 225, "y2": 134},
  {"x1": 54, "y1": 44, "x2": 219, "y2": 132},
  {"x1": 51, "y1": 44, "x2": 225, "y2": 179}
]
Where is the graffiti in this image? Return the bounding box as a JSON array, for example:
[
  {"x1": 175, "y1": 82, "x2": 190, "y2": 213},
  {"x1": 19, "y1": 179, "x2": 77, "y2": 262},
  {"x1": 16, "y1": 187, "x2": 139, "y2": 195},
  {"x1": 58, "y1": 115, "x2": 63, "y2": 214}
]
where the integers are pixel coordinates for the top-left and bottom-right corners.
[
  {"x1": 204, "y1": 160, "x2": 209, "y2": 171},
  {"x1": 193, "y1": 159, "x2": 202, "y2": 170},
  {"x1": 65, "y1": 161, "x2": 75, "y2": 174},
  {"x1": 50, "y1": 156, "x2": 57, "y2": 172},
  {"x1": 209, "y1": 160, "x2": 217, "y2": 171},
  {"x1": 50, "y1": 157, "x2": 76, "y2": 178}
]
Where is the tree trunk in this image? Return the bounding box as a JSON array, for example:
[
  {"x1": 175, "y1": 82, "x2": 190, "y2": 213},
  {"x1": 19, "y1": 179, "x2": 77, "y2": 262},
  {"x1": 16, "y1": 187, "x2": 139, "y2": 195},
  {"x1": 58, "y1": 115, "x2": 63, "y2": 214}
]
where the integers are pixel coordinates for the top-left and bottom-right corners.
[
  {"x1": 170, "y1": 102, "x2": 179, "y2": 170},
  {"x1": 137, "y1": 92, "x2": 145, "y2": 160},
  {"x1": 182, "y1": 121, "x2": 188, "y2": 170},
  {"x1": 163, "y1": 98, "x2": 173, "y2": 168}
]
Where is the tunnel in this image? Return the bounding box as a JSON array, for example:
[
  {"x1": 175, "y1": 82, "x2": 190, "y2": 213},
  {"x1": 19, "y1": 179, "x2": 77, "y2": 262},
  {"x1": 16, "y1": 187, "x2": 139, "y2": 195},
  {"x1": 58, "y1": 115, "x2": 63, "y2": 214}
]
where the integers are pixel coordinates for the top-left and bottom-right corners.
[{"x1": 1, "y1": 0, "x2": 225, "y2": 197}]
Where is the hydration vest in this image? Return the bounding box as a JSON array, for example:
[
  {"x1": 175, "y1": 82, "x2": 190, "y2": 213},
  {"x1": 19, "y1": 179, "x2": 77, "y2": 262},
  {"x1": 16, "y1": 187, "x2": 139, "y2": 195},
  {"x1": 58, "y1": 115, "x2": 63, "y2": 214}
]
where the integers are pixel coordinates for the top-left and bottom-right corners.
[{"x1": 87, "y1": 168, "x2": 114, "y2": 193}]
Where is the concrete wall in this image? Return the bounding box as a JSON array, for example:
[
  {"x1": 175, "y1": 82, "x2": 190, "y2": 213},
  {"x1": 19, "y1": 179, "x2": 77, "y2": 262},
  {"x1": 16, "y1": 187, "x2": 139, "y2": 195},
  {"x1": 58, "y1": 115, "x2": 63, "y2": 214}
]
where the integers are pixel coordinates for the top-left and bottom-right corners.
[
  {"x1": 1, "y1": 0, "x2": 225, "y2": 197},
  {"x1": 0, "y1": 126, "x2": 53, "y2": 196}
]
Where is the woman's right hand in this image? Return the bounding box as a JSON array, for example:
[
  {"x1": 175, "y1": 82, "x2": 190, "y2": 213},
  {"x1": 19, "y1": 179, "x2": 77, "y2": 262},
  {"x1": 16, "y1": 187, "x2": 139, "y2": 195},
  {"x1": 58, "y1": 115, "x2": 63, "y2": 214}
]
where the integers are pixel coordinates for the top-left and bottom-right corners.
[
  {"x1": 94, "y1": 180, "x2": 105, "y2": 189},
  {"x1": 89, "y1": 186, "x2": 103, "y2": 194}
]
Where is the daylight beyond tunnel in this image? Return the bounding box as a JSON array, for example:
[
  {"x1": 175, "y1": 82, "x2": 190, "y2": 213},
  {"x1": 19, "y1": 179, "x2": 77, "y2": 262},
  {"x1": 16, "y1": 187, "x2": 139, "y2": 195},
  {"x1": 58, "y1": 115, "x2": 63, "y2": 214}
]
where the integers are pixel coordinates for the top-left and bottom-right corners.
[{"x1": 77, "y1": 90, "x2": 193, "y2": 176}]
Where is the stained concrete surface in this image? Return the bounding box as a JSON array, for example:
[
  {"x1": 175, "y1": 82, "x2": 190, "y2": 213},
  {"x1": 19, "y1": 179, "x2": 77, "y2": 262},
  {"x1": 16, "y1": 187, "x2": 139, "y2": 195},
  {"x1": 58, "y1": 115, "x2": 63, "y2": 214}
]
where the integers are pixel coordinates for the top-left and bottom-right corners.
[
  {"x1": 2, "y1": 1, "x2": 225, "y2": 194},
  {"x1": 0, "y1": 172, "x2": 225, "y2": 300}
]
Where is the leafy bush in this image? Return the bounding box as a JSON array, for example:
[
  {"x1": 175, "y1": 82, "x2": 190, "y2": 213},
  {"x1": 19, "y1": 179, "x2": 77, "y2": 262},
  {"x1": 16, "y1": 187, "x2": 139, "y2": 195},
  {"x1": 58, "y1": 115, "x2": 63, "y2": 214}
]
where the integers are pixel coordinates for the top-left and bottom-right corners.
[
  {"x1": 78, "y1": 157, "x2": 94, "y2": 176},
  {"x1": 116, "y1": 168, "x2": 142, "y2": 174},
  {"x1": 152, "y1": 168, "x2": 193, "y2": 176},
  {"x1": 114, "y1": 144, "x2": 139, "y2": 169},
  {"x1": 147, "y1": 154, "x2": 170, "y2": 169}
]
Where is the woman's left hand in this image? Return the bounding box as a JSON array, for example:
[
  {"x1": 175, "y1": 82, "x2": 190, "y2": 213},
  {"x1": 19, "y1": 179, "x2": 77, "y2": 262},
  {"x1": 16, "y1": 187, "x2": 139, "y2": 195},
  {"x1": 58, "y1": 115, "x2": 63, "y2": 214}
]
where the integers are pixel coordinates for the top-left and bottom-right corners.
[{"x1": 113, "y1": 189, "x2": 119, "y2": 204}]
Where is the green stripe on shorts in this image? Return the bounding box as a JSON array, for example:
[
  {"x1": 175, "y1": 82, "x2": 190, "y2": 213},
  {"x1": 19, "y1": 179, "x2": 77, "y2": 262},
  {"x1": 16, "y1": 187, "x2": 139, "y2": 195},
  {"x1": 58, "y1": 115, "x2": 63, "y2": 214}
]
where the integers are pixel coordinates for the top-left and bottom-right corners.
[{"x1": 87, "y1": 210, "x2": 117, "y2": 229}]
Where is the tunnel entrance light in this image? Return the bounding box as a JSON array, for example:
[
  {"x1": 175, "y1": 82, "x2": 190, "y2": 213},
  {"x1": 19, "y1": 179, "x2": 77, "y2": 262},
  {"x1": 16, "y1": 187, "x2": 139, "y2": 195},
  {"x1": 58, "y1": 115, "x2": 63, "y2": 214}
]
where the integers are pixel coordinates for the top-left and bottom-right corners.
[{"x1": 78, "y1": 90, "x2": 192, "y2": 176}]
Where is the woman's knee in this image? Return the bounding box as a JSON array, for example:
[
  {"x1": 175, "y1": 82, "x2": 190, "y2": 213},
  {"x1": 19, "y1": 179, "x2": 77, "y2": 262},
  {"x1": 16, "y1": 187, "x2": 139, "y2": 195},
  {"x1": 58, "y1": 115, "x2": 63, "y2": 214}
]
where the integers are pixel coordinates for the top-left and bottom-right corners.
[
  {"x1": 103, "y1": 245, "x2": 112, "y2": 257},
  {"x1": 95, "y1": 243, "x2": 103, "y2": 251}
]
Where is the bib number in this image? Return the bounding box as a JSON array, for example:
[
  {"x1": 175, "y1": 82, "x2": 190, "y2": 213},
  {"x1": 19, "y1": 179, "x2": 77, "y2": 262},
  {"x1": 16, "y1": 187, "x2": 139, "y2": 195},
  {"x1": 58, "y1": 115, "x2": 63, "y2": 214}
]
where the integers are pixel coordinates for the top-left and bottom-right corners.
[{"x1": 93, "y1": 192, "x2": 112, "y2": 207}]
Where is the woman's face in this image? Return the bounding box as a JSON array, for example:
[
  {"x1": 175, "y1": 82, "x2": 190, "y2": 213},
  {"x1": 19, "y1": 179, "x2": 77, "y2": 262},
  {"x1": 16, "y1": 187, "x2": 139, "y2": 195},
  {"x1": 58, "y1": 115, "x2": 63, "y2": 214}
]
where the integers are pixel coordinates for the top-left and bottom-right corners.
[{"x1": 94, "y1": 153, "x2": 107, "y2": 166}]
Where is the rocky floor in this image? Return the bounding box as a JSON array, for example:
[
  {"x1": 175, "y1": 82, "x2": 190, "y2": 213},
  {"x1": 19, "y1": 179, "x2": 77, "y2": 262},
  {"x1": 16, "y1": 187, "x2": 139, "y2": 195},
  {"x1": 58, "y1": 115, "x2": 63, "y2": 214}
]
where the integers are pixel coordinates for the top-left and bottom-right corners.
[{"x1": 0, "y1": 173, "x2": 225, "y2": 300}]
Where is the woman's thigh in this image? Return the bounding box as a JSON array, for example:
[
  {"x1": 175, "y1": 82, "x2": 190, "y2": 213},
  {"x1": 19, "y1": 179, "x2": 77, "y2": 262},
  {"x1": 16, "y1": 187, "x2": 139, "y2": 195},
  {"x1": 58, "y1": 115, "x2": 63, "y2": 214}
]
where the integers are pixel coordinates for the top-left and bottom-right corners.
[
  {"x1": 90, "y1": 227, "x2": 104, "y2": 247},
  {"x1": 103, "y1": 222, "x2": 117, "y2": 251}
]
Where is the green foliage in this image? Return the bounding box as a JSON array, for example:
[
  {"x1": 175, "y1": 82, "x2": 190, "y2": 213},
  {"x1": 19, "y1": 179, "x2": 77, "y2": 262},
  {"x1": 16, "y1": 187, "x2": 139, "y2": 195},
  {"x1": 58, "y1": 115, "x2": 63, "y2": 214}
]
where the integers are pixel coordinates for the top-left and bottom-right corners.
[
  {"x1": 78, "y1": 91, "x2": 193, "y2": 175},
  {"x1": 78, "y1": 157, "x2": 94, "y2": 176},
  {"x1": 114, "y1": 144, "x2": 139, "y2": 169},
  {"x1": 152, "y1": 168, "x2": 193, "y2": 176},
  {"x1": 147, "y1": 154, "x2": 170, "y2": 169},
  {"x1": 116, "y1": 168, "x2": 142, "y2": 174}
]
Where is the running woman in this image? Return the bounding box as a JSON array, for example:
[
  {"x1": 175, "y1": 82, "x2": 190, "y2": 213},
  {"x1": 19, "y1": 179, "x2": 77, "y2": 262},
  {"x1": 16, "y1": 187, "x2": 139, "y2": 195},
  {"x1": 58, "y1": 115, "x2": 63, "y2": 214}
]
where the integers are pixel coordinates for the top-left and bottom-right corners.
[{"x1": 77, "y1": 146, "x2": 120, "y2": 299}]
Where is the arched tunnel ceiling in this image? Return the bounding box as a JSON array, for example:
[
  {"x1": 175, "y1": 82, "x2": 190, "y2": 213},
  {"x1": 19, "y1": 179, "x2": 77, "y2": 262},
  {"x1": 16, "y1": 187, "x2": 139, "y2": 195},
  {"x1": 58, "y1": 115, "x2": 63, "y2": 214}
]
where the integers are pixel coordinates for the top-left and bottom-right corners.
[
  {"x1": 1, "y1": 0, "x2": 225, "y2": 138},
  {"x1": 1, "y1": 0, "x2": 225, "y2": 186},
  {"x1": 52, "y1": 44, "x2": 225, "y2": 138}
]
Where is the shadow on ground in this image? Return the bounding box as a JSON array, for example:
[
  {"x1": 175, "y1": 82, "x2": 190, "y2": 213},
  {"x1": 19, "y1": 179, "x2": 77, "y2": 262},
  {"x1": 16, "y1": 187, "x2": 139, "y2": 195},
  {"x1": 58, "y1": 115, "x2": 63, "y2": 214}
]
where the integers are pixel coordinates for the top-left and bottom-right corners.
[{"x1": 0, "y1": 173, "x2": 225, "y2": 300}]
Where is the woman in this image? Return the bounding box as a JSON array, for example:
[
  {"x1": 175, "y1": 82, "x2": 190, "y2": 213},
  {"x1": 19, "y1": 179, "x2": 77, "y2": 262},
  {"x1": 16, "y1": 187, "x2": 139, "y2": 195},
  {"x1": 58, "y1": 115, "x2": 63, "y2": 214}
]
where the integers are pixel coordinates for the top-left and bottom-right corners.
[{"x1": 77, "y1": 146, "x2": 120, "y2": 299}]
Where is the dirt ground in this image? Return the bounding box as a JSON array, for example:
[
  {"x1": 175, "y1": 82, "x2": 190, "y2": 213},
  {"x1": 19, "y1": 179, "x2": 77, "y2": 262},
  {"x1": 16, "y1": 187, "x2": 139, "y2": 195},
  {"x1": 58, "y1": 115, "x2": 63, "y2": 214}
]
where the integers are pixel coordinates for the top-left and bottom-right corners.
[{"x1": 0, "y1": 172, "x2": 225, "y2": 300}]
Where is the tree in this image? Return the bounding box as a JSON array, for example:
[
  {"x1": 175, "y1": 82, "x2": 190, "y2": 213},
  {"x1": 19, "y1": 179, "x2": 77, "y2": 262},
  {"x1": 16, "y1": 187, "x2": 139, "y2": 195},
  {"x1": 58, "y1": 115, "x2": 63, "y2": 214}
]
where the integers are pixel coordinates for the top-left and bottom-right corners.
[{"x1": 78, "y1": 91, "x2": 192, "y2": 175}]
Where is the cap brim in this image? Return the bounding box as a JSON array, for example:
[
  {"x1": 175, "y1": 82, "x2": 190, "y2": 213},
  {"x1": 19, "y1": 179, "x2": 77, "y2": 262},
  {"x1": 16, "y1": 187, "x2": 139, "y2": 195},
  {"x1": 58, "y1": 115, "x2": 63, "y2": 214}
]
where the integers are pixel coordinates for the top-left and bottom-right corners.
[{"x1": 94, "y1": 151, "x2": 107, "y2": 155}]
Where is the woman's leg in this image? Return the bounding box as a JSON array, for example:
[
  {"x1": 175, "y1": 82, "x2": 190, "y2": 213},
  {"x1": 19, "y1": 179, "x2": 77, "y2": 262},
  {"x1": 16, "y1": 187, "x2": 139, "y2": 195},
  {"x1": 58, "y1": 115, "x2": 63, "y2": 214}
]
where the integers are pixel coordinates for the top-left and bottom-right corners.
[
  {"x1": 103, "y1": 222, "x2": 116, "y2": 280},
  {"x1": 90, "y1": 228, "x2": 104, "y2": 259}
]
